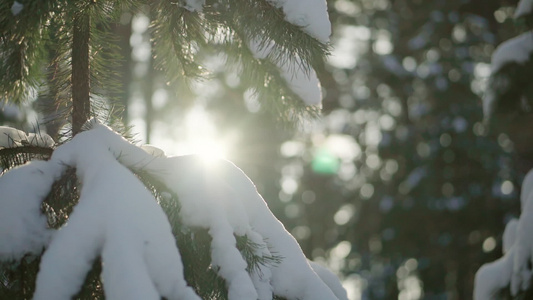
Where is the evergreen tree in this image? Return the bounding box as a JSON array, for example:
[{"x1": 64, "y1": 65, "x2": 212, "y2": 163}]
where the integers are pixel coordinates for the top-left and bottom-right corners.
[{"x1": 0, "y1": 1, "x2": 345, "y2": 299}]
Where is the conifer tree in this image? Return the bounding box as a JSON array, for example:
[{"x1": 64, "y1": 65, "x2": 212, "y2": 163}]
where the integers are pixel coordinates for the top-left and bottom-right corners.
[{"x1": 0, "y1": 1, "x2": 344, "y2": 299}]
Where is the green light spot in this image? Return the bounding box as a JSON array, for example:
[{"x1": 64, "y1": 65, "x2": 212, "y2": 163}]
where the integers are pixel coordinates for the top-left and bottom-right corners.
[{"x1": 311, "y1": 148, "x2": 340, "y2": 175}]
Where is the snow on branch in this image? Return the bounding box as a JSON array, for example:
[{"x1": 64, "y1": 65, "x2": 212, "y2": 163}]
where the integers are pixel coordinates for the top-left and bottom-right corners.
[
  {"x1": 515, "y1": 0, "x2": 533, "y2": 19},
  {"x1": 0, "y1": 161, "x2": 57, "y2": 261},
  {"x1": 101, "y1": 122, "x2": 345, "y2": 299},
  {"x1": 509, "y1": 170, "x2": 533, "y2": 296},
  {"x1": 0, "y1": 126, "x2": 29, "y2": 148},
  {"x1": 490, "y1": 33, "x2": 533, "y2": 74},
  {"x1": 183, "y1": 0, "x2": 205, "y2": 12},
  {"x1": 246, "y1": 0, "x2": 330, "y2": 106},
  {"x1": 474, "y1": 220, "x2": 518, "y2": 299},
  {"x1": 0, "y1": 126, "x2": 55, "y2": 149},
  {"x1": 474, "y1": 171, "x2": 533, "y2": 298},
  {"x1": 32, "y1": 125, "x2": 199, "y2": 300},
  {"x1": 248, "y1": 39, "x2": 322, "y2": 106},
  {"x1": 0, "y1": 122, "x2": 346, "y2": 300},
  {"x1": 482, "y1": 32, "x2": 533, "y2": 121},
  {"x1": 266, "y1": 0, "x2": 331, "y2": 44}
]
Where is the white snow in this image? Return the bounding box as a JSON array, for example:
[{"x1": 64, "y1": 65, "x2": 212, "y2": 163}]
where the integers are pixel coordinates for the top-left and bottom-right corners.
[
  {"x1": 145, "y1": 156, "x2": 339, "y2": 300},
  {"x1": 32, "y1": 125, "x2": 199, "y2": 300},
  {"x1": 246, "y1": 230, "x2": 274, "y2": 300},
  {"x1": 28, "y1": 132, "x2": 55, "y2": 147},
  {"x1": 140, "y1": 144, "x2": 166, "y2": 157},
  {"x1": 0, "y1": 161, "x2": 57, "y2": 260},
  {"x1": 510, "y1": 169, "x2": 533, "y2": 295},
  {"x1": 483, "y1": 32, "x2": 533, "y2": 120},
  {"x1": 515, "y1": 0, "x2": 533, "y2": 18},
  {"x1": 309, "y1": 260, "x2": 349, "y2": 300},
  {"x1": 521, "y1": 169, "x2": 533, "y2": 209},
  {"x1": 0, "y1": 126, "x2": 54, "y2": 148},
  {"x1": 266, "y1": 0, "x2": 331, "y2": 43},
  {"x1": 474, "y1": 247, "x2": 516, "y2": 299},
  {"x1": 128, "y1": 152, "x2": 340, "y2": 299},
  {"x1": 248, "y1": 39, "x2": 322, "y2": 106},
  {"x1": 0, "y1": 126, "x2": 28, "y2": 147},
  {"x1": 10, "y1": 1, "x2": 23, "y2": 16},
  {"x1": 474, "y1": 219, "x2": 519, "y2": 299},
  {"x1": 183, "y1": 0, "x2": 205, "y2": 12},
  {"x1": 244, "y1": 0, "x2": 330, "y2": 105},
  {"x1": 280, "y1": 60, "x2": 322, "y2": 106},
  {"x1": 86, "y1": 122, "x2": 342, "y2": 299},
  {"x1": 503, "y1": 219, "x2": 518, "y2": 254},
  {"x1": 490, "y1": 32, "x2": 533, "y2": 73},
  {"x1": 474, "y1": 170, "x2": 533, "y2": 298},
  {"x1": 0, "y1": 121, "x2": 344, "y2": 299}
]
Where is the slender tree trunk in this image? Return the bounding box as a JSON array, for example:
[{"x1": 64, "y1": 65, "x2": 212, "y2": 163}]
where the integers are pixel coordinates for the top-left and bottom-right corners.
[{"x1": 71, "y1": 13, "x2": 91, "y2": 136}]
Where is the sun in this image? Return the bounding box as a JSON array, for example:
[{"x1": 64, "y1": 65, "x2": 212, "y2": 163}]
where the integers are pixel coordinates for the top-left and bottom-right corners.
[
  {"x1": 183, "y1": 106, "x2": 229, "y2": 162},
  {"x1": 148, "y1": 105, "x2": 231, "y2": 165},
  {"x1": 186, "y1": 138, "x2": 228, "y2": 164},
  {"x1": 163, "y1": 105, "x2": 230, "y2": 165}
]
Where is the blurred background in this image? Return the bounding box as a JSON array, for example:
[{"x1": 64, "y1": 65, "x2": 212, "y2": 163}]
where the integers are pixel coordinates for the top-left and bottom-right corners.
[{"x1": 1, "y1": 0, "x2": 526, "y2": 299}]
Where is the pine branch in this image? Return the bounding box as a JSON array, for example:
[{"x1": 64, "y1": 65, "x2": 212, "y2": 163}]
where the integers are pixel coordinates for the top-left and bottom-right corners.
[
  {"x1": 152, "y1": 0, "x2": 208, "y2": 81},
  {"x1": 207, "y1": 0, "x2": 329, "y2": 72},
  {"x1": 0, "y1": 0, "x2": 61, "y2": 103},
  {"x1": 0, "y1": 146, "x2": 53, "y2": 174},
  {"x1": 150, "y1": 0, "x2": 328, "y2": 125},
  {"x1": 201, "y1": 0, "x2": 326, "y2": 125},
  {"x1": 213, "y1": 34, "x2": 321, "y2": 126}
]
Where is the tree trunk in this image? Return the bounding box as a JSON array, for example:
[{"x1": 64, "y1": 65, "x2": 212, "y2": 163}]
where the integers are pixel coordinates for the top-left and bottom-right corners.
[{"x1": 71, "y1": 13, "x2": 91, "y2": 136}]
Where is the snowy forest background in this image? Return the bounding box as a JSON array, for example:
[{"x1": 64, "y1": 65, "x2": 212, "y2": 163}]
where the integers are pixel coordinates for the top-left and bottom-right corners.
[{"x1": 1, "y1": 0, "x2": 532, "y2": 299}]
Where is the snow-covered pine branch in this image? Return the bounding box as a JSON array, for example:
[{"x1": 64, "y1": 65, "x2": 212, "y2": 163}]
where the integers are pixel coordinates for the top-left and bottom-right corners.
[
  {"x1": 475, "y1": 0, "x2": 533, "y2": 298},
  {"x1": 247, "y1": 0, "x2": 331, "y2": 107},
  {"x1": 247, "y1": 39, "x2": 323, "y2": 106},
  {"x1": 0, "y1": 121, "x2": 347, "y2": 300},
  {"x1": 180, "y1": 0, "x2": 331, "y2": 44},
  {"x1": 483, "y1": 0, "x2": 533, "y2": 125},
  {"x1": 515, "y1": 0, "x2": 533, "y2": 19},
  {"x1": 0, "y1": 160, "x2": 56, "y2": 261},
  {"x1": 474, "y1": 172, "x2": 533, "y2": 299},
  {"x1": 474, "y1": 219, "x2": 518, "y2": 299},
  {"x1": 482, "y1": 32, "x2": 533, "y2": 122},
  {"x1": 0, "y1": 0, "x2": 338, "y2": 297},
  {"x1": 265, "y1": 0, "x2": 331, "y2": 44},
  {"x1": 153, "y1": 0, "x2": 331, "y2": 122},
  {"x1": 0, "y1": 126, "x2": 54, "y2": 149}
]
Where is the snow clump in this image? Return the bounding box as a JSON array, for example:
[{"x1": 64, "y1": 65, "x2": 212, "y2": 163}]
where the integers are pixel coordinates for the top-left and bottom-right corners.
[{"x1": 0, "y1": 121, "x2": 345, "y2": 300}]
